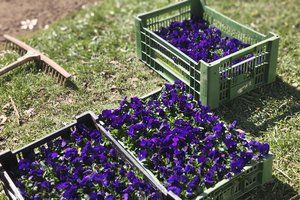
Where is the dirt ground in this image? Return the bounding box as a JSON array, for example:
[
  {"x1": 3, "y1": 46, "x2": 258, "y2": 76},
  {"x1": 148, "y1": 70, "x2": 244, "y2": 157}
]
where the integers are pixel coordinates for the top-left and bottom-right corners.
[{"x1": 0, "y1": 0, "x2": 98, "y2": 41}]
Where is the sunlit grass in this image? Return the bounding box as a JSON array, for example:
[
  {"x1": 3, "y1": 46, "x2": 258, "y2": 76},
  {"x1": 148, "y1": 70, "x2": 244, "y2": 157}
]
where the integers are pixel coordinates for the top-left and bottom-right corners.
[{"x1": 0, "y1": 0, "x2": 299, "y2": 199}]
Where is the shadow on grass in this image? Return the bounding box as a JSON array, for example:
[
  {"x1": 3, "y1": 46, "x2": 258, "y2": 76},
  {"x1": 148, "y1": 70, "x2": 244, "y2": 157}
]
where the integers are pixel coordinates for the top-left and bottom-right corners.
[
  {"x1": 65, "y1": 79, "x2": 78, "y2": 90},
  {"x1": 216, "y1": 77, "x2": 300, "y2": 135},
  {"x1": 238, "y1": 177, "x2": 299, "y2": 200}
]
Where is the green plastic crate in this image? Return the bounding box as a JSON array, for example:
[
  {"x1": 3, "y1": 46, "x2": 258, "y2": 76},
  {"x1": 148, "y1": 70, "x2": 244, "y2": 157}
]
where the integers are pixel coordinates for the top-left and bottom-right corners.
[{"x1": 135, "y1": 0, "x2": 280, "y2": 109}]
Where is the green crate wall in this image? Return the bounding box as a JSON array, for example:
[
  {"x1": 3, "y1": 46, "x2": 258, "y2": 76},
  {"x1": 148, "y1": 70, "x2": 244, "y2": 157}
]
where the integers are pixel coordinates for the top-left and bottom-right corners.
[
  {"x1": 135, "y1": 0, "x2": 279, "y2": 109},
  {"x1": 198, "y1": 155, "x2": 274, "y2": 200}
]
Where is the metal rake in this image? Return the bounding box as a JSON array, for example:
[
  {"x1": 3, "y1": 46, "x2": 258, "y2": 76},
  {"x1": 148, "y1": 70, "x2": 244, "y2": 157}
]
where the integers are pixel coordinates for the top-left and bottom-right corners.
[{"x1": 0, "y1": 34, "x2": 71, "y2": 85}]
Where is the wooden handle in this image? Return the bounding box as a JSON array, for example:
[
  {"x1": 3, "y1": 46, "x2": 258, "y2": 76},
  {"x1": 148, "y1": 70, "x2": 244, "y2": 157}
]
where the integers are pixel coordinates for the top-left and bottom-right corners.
[{"x1": 0, "y1": 54, "x2": 39, "y2": 76}]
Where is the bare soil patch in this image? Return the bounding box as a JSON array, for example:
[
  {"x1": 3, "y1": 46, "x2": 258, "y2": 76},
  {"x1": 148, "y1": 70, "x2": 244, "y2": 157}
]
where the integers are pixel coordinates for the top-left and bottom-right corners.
[{"x1": 0, "y1": 0, "x2": 98, "y2": 41}]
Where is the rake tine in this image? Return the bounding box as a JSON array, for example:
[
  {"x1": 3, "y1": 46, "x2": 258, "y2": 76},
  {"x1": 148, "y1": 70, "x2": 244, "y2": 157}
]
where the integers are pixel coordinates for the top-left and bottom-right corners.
[
  {"x1": 61, "y1": 77, "x2": 65, "y2": 85},
  {"x1": 59, "y1": 76, "x2": 63, "y2": 83},
  {"x1": 12, "y1": 44, "x2": 17, "y2": 51},
  {"x1": 18, "y1": 48, "x2": 23, "y2": 55},
  {"x1": 62, "y1": 77, "x2": 66, "y2": 85},
  {"x1": 57, "y1": 75, "x2": 61, "y2": 84},
  {"x1": 46, "y1": 65, "x2": 50, "y2": 73},
  {"x1": 7, "y1": 42, "x2": 11, "y2": 50},
  {"x1": 5, "y1": 41, "x2": 9, "y2": 50},
  {"x1": 61, "y1": 76, "x2": 66, "y2": 84},
  {"x1": 62, "y1": 78, "x2": 66, "y2": 85}
]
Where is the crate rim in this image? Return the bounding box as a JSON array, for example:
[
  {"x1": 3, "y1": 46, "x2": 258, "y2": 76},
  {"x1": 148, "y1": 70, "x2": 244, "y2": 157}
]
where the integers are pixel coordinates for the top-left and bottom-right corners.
[
  {"x1": 136, "y1": 0, "x2": 266, "y2": 38},
  {"x1": 11, "y1": 111, "x2": 95, "y2": 155},
  {"x1": 136, "y1": 0, "x2": 191, "y2": 19},
  {"x1": 202, "y1": 5, "x2": 266, "y2": 38}
]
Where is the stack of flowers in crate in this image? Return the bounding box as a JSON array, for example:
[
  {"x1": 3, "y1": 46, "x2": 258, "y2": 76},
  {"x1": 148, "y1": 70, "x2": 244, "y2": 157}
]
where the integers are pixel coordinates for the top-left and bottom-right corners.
[
  {"x1": 155, "y1": 17, "x2": 251, "y2": 63},
  {"x1": 99, "y1": 80, "x2": 270, "y2": 198},
  {"x1": 16, "y1": 126, "x2": 160, "y2": 199}
]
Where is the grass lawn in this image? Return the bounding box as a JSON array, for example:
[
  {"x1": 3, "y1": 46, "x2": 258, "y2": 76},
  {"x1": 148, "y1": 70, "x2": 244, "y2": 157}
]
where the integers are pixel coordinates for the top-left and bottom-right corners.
[{"x1": 0, "y1": 0, "x2": 299, "y2": 199}]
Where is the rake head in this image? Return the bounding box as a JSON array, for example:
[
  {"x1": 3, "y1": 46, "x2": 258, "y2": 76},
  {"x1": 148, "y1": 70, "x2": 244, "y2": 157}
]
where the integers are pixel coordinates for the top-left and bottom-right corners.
[{"x1": 1, "y1": 35, "x2": 71, "y2": 85}]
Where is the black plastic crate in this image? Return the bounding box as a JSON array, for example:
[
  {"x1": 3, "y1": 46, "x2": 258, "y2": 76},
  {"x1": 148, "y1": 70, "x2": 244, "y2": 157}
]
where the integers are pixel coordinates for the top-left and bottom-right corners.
[{"x1": 0, "y1": 112, "x2": 169, "y2": 199}]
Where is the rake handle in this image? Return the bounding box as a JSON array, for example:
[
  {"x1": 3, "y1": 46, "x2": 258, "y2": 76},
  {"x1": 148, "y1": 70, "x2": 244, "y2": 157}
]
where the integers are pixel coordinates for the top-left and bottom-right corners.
[{"x1": 0, "y1": 54, "x2": 39, "y2": 76}]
